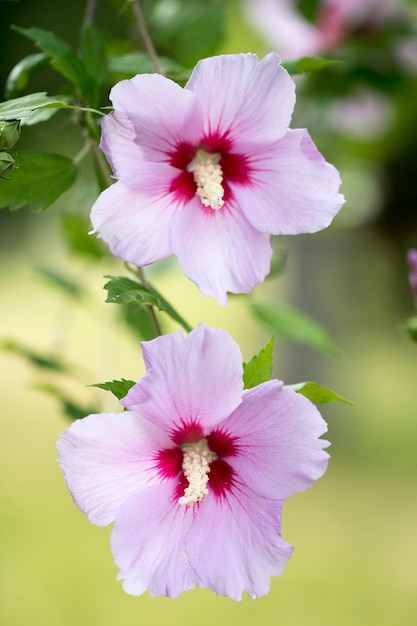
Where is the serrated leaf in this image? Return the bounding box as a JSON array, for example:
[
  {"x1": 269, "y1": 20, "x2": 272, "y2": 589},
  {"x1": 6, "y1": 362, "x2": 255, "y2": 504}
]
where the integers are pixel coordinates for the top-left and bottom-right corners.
[
  {"x1": 90, "y1": 378, "x2": 136, "y2": 400},
  {"x1": 0, "y1": 92, "x2": 68, "y2": 121},
  {"x1": 103, "y1": 275, "x2": 192, "y2": 333},
  {"x1": 13, "y1": 26, "x2": 91, "y2": 97},
  {"x1": 1, "y1": 339, "x2": 68, "y2": 372},
  {"x1": 0, "y1": 152, "x2": 77, "y2": 211},
  {"x1": 282, "y1": 56, "x2": 342, "y2": 75},
  {"x1": 286, "y1": 381, "x2": 354, "y2": 405},
  {"x1": 250, "y1": 302, "x2": 340, "y2": 356},
  {"x1": 243, "y1": 336, "x2": 274, "y2": 390},
  {"x1": 5, "y1": 53, "x2": 48, "y2": 99}
]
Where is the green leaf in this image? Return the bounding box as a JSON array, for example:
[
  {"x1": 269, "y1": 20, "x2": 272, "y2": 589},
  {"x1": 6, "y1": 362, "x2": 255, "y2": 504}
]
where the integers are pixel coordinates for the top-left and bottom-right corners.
[
  {"x1": 243, "y1": 335, "x2": 274, "y2": 390},
  {"x1": 250, "y1": 302, "x2": 340, "y2": 356},
  {"x1": 13, "y1": 26, "x2": 91, "y2": 96},
  {"x1": 61, "y1": 213, "x2": 107, "y2": 260},
  {"x1": 404, "y1": 316, "x2": 417, "y2": 342},
  {"x1": 0, "y1": 92, "x2": 68, "y2": 122},
  {"x1": 122, "y1": 301, "x2": 160, "y2": 341},
  {"x1": 80, "y1": 24, "x2": 107, "y2": 107},
  {"x1": 81, "y1": 24, "x2": 107, "y2": 85},
  {"x1": 0, "y1": 339, "x2": 68, "y2": 372},
  {"x1": 0, "y1": 152, "x2": 77, "y2": 211},
  {"x1": 90, "y1": 378, "x2": 136, "y2": 401},
  {"x1": 282, "y1": 56, "x2": 342, "y2": 75},
  {"x1": 108, "y1": 52, "x2": 191, "y2": 81},
  {"x1": 103, "y1": 275, "x2": 192, "y2": 333},
  {"x1": 5, "y1": 53, "x2": 48, "y2": 99},
  {"x1": 35, "y1": 264, "x2": 84, "y2": 299},
  {"x1": 35, "y1": 383, "x2": 98, "y2": 421},
  {"x1": 286, "y1": 381, "x2": 354, "y2": 405}
]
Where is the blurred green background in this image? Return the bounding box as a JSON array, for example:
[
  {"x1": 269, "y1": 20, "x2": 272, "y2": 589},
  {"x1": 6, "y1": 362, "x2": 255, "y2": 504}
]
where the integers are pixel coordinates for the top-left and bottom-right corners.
[{"x1": 1, "y1": 1, "x2": 417, "y2": 625}]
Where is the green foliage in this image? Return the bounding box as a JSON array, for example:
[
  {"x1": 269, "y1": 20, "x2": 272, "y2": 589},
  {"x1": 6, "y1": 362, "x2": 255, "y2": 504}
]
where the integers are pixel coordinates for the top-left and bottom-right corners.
[
  {"x1": 286, "y1": 381, "x2": 354, "y2": 405},
  {"x1": 0, "y1": 92, "x2": 67, "y2": 123},
  {"x1": 250, "y1": 302, "x2": 340, "y2": 355},
  {"x1": 5, "y1": 53, "x2": 48, "y2": 99},
  {"x1": 0, "y1": 152, "x2": 15, "y2": 179},
  {"x1": 0, "y1": 152, "x2": 77, "y2": 211},
  {"x1": 35, "y1": 265, "x2": 84, "y2": 299},
  {"x1": 1, "y1": 339, "x2": 68, "y2": 372},
  {"x1": 108, "y1": 52, "x2": 191, "y2": 82},
  {"x1": 35, "y1": 383, "x2": 99, "y2": 420},
  {"x1": 122, "y1": 301, "x2": 160, "y2": 341},
  {"x1": 104, "y1": 275, "x2": 192, "y2": 333},
  {"x1": 80, "y1": 24, "x2": 108, "y2": 107},
  {"x1": 61, "y1": 213, "x2": 107, "y2": 260},
  {"x1": 242, "y1": 335, "x2": 274, "y2": 390},
  {"x1": 0, "y1": 120, "x2": 21, "y2": 151},
  {"x1": 91, "y1": 378, "x2": 136, "y2": 401},
  {"x1": 144, "y1": 0, "x2": 226, "y2": 67},
  {"x1": 13, "y1": 26, "x2": 92, "y2": 99},
  {"x1": 404, "y1": 316, "x2": 417, "y2": 342},
  {"x1": 282, "y1": 57, "x2": 342, "y2": 76}
]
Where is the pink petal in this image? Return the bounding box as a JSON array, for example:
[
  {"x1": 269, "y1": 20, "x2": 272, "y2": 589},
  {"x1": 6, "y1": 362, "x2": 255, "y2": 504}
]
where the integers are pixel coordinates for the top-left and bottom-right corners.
[
  {"x1": 222, "y1": 382, "x2": 329, "y2": 500},
  {"x1": 111, "y1": 482, "x2": 197, "y2": 597},
  {"x1": 121, "y1": 325, "x2": 244, "y2": 437},
  {"x1": 233, "y1": 129, "x2": 344, "y2": 235},
  {"x1": 185, "y1": 486, "x2": 293, "y2": 599},
  {"x1": 100, "y1": 110, "x2": 145, "y2": 180},
  {"x1": 57, "y1": 412, "x2": 170, "y2": 526},
  {"x1": 171, "y1": 198, "x2": 273, "y2": 304},
  {"x1": 90, "y1": 174, "x2": 178, "y2": 266},
  {"x1": 185, "y1": 53, "x2": 295, "y2": 147},
  {"x1": 109, "y1": 74, "x2": 204, "y2": 161}
]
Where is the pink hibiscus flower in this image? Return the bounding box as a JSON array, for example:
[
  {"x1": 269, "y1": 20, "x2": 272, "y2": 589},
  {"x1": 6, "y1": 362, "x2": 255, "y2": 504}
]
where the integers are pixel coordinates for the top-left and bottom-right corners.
[
  {"x1": 57, "y1": 325, "x2": 329, "y2": 599},
  {"x1": 91, "y1": 53, "x2": 343, "y2": 304}
]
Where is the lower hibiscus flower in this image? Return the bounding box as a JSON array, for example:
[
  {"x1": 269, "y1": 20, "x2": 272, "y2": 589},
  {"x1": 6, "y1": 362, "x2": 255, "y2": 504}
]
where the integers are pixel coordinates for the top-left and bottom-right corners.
[{"x1": 57, "y1": 325, "x2": 329, "y2": 599}]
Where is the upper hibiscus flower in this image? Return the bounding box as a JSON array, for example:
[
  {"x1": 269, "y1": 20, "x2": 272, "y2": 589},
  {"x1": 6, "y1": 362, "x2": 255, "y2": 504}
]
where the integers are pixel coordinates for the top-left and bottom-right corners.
[
  {"x1": 91, "y1": 53, "x2": 344, "y2": 304},
  {"x1": 57, "y1": 325, "x2": 329, "y2": 599}
]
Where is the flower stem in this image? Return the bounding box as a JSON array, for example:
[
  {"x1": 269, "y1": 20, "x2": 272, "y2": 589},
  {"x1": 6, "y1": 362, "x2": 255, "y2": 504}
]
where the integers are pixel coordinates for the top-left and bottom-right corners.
[
  {"x1": 90, "y1": 139, "x2": 113, "y2": 188},
  {"x1": 137, "y1": 267, "x2": 163, "y2": 336},
  {"x1": 131, "y1": 0, "x2": 165, "y2": 75},
  {"x1": 82, "y1": 0, "x2": 98, "y2": 29}
]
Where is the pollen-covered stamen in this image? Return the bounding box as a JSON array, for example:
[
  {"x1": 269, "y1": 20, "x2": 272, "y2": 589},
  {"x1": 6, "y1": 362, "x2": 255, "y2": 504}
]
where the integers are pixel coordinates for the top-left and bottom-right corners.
[
  {"x1": 178, "y1": 440, "x2": 216, "y2": 506},
  {"x1": 187, "y1": 149, "x2": 225, "y2": 210}
]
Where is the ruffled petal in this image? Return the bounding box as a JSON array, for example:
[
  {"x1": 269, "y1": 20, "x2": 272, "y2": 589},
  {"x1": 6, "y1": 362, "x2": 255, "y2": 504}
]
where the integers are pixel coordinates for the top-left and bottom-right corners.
[
  {"x1": 185, "y1": 485, "x2": 293, "y2": 600},
  {"x1": 57, "y1": 412, "x2": 170, "y2": 526},
  {"x1": 109, "y1": 74, "x2": 204, "y2": 161},
  {"x1": 185, "y1": 53, "x2": 295, "y2": 147},
  {"x1": 220, "y1": 381, "x2": 329, "y2": 500},
  {"x1": 111, "y1": 482, "x2": 197, "y2": 597},
  {"x1": 233, "y1": 129, "x2": 344, "y2": 235},
  {"x1": 121, "y1": 325, "x2": 244, "y2": 436},
  {"x1": 90, "y1": 173, "x2": 178, "y2": 266},
  {"x1": 171, "y1": 198, "x2": 273, "y2": 304},
  {"x1": 100, "y1": 110, "x2": 145, "y2": 180}
]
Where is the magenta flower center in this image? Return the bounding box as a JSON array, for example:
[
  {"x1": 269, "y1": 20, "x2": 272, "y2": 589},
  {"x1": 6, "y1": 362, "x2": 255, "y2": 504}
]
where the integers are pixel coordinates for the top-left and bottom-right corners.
[{"x1": 169, "y1": 136, "x2": 251, "y2": 209}]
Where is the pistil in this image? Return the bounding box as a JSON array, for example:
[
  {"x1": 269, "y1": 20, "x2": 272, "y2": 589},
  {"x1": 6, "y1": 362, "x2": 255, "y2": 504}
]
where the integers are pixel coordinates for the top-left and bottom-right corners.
[
  {"x1": 187, "y1": 149, "x2": 225, "y2": 210},
  {"x1": 178, "y1": 440, "x2": 216, "y2": 506}
]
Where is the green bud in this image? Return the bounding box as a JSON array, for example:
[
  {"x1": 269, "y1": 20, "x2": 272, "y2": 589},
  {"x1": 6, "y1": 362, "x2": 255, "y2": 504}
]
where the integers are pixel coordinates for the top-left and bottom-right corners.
[
  {"x1": 0, "y1": 152, "x2": 16, "y2": 179},
  {"x1": 0, "y1": 120, "x2": 21, "y2": 151}
]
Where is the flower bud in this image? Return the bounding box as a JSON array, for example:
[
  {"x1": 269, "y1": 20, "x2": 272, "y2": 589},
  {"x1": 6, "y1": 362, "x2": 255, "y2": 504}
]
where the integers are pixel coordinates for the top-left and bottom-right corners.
[
  {"x1": 0, "y1": 120, "x2": 21, "y2": 151},
  {"x1": 0, "y1": 152, "x2": 15, "y2": 179},
  {"x1": 407, "y1": 249, "x2": 417, "y2": 299}
]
